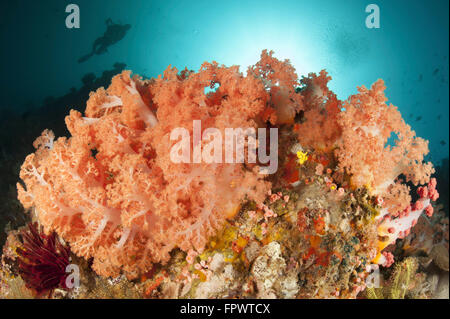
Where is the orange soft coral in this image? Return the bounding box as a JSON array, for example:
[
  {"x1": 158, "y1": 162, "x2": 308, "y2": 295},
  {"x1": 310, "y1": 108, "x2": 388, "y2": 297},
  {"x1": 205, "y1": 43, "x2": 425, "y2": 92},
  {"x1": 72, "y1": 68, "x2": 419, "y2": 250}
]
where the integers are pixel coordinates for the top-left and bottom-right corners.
[
  {"x1": 295, "y1": 70, "x2": 342, "y2": 151},
  {"x1": 294, "y1": 75, "x2": 433, "y2": 215},
  {"x1": 17, "y1": 57, "x2": 288, "y2": 278},
  {"x1": 334, "y1": 79, "x2": 434, "y2": 214},
  {"x1": 248, "y1": 49, "x2": 303, "y2": 125}
]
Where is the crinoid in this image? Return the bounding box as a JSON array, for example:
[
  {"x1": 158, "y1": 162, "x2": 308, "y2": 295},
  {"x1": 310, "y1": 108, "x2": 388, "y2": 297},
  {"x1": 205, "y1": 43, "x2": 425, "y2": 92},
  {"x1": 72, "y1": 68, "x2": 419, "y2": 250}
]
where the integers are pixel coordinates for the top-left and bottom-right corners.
[{"x1": 16, "y1": 222, "x2": 71, "y2": 295}]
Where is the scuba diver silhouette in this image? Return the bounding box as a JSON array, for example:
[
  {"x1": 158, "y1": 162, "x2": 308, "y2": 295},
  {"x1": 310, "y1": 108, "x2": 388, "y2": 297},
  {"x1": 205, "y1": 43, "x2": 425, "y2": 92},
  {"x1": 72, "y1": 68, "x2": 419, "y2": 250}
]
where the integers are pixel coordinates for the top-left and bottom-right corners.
[{"x1": 78, "y1": 19, "x2": 131, "y2": 63}]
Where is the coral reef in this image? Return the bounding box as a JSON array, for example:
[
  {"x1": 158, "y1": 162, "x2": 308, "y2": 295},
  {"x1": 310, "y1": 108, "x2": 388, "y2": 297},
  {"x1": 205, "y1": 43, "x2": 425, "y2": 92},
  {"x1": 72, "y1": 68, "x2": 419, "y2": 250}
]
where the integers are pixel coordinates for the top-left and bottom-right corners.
[{"x1": 1, "y1": 50, "x2": 447, "y2": 299}]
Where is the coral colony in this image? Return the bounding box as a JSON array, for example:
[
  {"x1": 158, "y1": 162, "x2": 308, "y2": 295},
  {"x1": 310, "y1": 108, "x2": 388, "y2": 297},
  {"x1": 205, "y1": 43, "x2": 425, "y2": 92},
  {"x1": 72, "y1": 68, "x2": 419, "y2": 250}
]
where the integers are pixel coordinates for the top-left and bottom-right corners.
[
  {"x1": 1, "y1": 50, "x2": 444, "y2": 298},
  {"x1": 16, "y1": 223, "x2": 71, "y2": 295}
]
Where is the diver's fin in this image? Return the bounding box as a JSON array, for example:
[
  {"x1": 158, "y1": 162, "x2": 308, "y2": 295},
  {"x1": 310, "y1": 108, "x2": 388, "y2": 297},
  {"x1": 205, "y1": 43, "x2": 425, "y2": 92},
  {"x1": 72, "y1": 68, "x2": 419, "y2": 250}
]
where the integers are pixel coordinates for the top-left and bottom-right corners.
[{"x1": 78, "y1": 52, "x2": 93, "y2": 63}]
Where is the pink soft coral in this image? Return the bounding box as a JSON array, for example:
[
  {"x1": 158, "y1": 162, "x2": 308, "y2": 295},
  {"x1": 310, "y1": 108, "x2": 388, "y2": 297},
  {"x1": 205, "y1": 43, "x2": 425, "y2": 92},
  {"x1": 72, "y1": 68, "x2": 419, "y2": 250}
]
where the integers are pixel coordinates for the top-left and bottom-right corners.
[
  {"x1": 374, "y1": 178, "x2": 439, "y2": 266},
  {"x1": 16, "y1": 54, "x2": 305, "y2": 278}
]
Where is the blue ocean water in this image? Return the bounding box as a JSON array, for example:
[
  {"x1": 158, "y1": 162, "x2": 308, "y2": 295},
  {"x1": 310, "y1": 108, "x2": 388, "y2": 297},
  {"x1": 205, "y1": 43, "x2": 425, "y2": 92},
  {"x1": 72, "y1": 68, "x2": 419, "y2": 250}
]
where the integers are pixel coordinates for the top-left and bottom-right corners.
[{"x1": 0, "y1": 0, "x2": 448, "y2": 163}]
